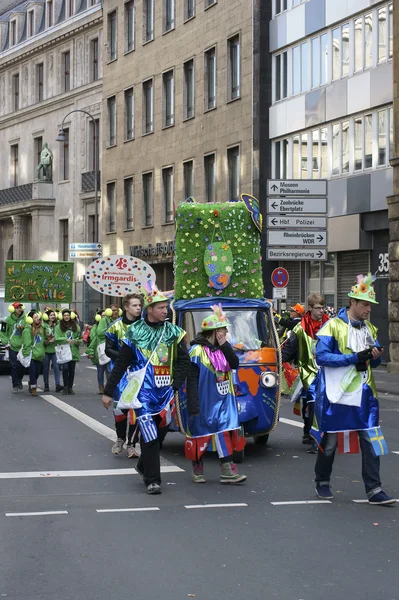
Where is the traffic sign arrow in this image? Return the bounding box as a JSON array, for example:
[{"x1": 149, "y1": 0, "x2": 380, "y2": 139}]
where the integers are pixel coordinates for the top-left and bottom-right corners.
[
  {"x1": 271, "y1": 184, "x2": 278, "y2": 192},
  {"x1": 271, "y1": 201, "x2": 278, "y2": 210},
  {"x1": 271, "y1": 218, "x2": 278, "y2": 226},
  {"x1": 317, "y1": 234, "x2": 324, "y2": 242},
  {"x1": 317, "y1": 250, "x2": 324, "y2": 258},
  {"x1": 267, "y1": 229, "x2": 327, "y2": 247}
]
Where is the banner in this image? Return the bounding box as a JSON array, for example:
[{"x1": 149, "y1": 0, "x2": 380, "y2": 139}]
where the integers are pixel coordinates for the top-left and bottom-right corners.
[
  {"x1": 85, "y1": 255, "x2": 156, "y2": 297},
  {"x1": 5, "y1": 261, "x2": 74, "y2": 303}
]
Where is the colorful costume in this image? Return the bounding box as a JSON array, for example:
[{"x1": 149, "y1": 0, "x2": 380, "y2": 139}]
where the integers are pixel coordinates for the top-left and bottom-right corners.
[
  {"x1": 87, "y1": 314, "x2": 110, "y2": 393},
  {"x1": 42, "y1": 311, "x2": 61, "y2": 392},
  {"x1": 21, "y1": 312, "x2": 46, "y2": 395},
  {"x1": 55, "y1": 310, "x2": 81, "y2": 394},
  {"x1": 1, "y1": 302, "x2": 26, "y2": 391}
]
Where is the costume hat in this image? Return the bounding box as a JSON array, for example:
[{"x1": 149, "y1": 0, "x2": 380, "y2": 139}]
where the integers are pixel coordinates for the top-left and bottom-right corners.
[
  {"x1": 290, "y1": 303, "x2": 305, "y2": 316},
  {"x1": 201, "y1": 303, "x2": 231, "y2": 331},
  {"x1": 143, "y1": 280, "x2": 169, "y2": 309},
  {"x1": 348, "y1": 272, "x2": 378, "y2": 305}
]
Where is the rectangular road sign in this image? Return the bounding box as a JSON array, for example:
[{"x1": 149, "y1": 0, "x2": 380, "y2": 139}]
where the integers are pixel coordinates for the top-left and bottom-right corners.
[
  {"x1": 267, "y1": 215, "x2": 327, "y2": 229},
  {"x1": 70, "y1": 243, "x2": 102, "y2": 251},
  {"x1": 268, "y1": 179, "x2": 327, "y2": 197},
  {"x1": 268, "y1": 230, "x2": 327, "y2": 247},
  {"x1": 273, "y1": 288, "x2": 287, "y2": 300},
  {"x1": 267, "y1": 197, "x2": 327, "y2": 214},
  {"x1": 70, "y1": 251, "x2": 102, "y2": 259},
  {"x1": 267, "y1": 248, "x2": 327, "y2": 261}
]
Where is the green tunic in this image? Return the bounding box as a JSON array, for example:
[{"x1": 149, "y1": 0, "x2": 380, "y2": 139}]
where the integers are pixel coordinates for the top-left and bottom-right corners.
[
  {"x1": 21, "y1": 324, "x2": 46, "y2": 361},
  {"x1": 1, "y1": 313, "x2": 26, "y2": 351},
  {"x1": 55, "y1": 323, "x2": 82, "y2": 361}
]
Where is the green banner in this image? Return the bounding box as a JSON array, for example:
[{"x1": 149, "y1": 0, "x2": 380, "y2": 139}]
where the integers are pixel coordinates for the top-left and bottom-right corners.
[{"x1": 5, "y1": 261, "x2": 74, "y2": 303}]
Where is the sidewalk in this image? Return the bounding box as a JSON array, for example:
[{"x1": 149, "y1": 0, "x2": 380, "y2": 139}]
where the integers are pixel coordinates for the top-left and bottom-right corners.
[{"x1": 374, "y1": 367, "x2": 399, "y2": 396}]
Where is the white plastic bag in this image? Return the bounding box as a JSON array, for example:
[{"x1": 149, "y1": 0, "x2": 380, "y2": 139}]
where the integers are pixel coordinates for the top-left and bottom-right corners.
[
  {"x1": 56, "y1": 343, "x2": 73, "y2": 365},
  {"x1": 17, "y1": 348, "x2": 31, "y2": 368},
  {"x1": 117, "y1": 367, "x2": 146, "y2": 410},
  {"x1": 98, "y1": 342, "x2": 111, "y2": 366}
]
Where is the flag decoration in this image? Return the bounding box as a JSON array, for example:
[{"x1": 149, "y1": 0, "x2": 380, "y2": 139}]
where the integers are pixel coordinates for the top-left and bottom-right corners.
[
  {"x1": 337, "y1": 430, "x2": 360, "y2": 454},
  {"x1": 366, "y1": 427, "x2": 389, "y2": 456},
  {"x1": 137, "y1": 414, "x2": 158, "y2": 443},
  {"x1": 310, "y1": 427, "x2": 324, "y2": 452},
  {"x1": 293, "y1": 400, "x2": 301, "y2": 416}
]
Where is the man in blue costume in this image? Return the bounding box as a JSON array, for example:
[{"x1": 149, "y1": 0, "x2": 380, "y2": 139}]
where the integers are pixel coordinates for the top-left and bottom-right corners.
[
  {"x1": 102, "y1": 282, "x2": 189, "y2": 495},
  {"x1": 313, "y1": 273, "x2": 395, "y2": 505}
]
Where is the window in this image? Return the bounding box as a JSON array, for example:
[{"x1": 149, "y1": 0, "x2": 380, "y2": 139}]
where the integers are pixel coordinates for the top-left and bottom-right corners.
[
  {"x1": 354, "y1": 17, "x2": 363, "y2": 71},
  {"x1": 88, "y1": 215, "x2": 96, "y2": 243},
  {"x1": 89, "y1": 118, "x2": 99, "y2": 171},
  {"x1": 275, "y1": 0, "x2": 287, "y2": 15},
  {"x1": 143, "y1": 79, "x2": 153, "y2": 134},
  {"x1": 61, "y1": 128, "x2": 69, "y2": 180},
  {"x1": 204, "y1": 153, "x2": 216, "y2": 203},
  {"x1": 12, "y1": 74, "x2": 19, "y2": 111},
  {"x1": 311, "y1": 38, "x2": 319, "y2": 88},
  {"x1": 183, "y1": 59, "x2": 194, "y2": 119},
  {"x1": 301, "y1": 132, "x2": 308, "y2": 177},
  {"x1": 124, "y1": 177, "x2": 134, "y2": 229},
  {"x1": 47, "y1": 0, "x2": 53, "y2": 27},
  {"x1": 205, "y1": 47, "x2": 216, "y2": 110},
  {"x1": 163, "y1": 70, "x2": 174, "y2": 127},
  {"x1": 60, "y1": 220, "x2": 69, "y2": 261},
  {"x1": 10, "y1": 20, "x2": 17, "y2": 46},
  {"x1": 142, "y1": 172, "x2": 153, "y2": 226},
  {"x1": 27, "y1": 10, "x2": 34, "y2": 37},
  {"x1": 164, "y1": 0, "x2": 174, "y2": 32},
  {"x1": 10, "y1": 144, "x2": 18, "y2": 187},
  {"x1": 183, "y1": 160, "x2": 194, "y2": 199},
  {"x1": 364, "y1": 12, "x2": 372, "y2": 69},
  {"x1": 324, "y1": 253, "x2": 335, "y2": 278},
  {"x1": 342, "y1": 120, "x2": 349, "y2": 174},
  {"x1": 125, "y1": 1, "x2": 135, "y2": 52},
  {"x1": 332, "y1": 27, "x2": 340, "y2": 81},
  {"x1": 125, "y1": 87, "x2": 134, "y2": 140},
  {"x1": 106, "y1": 182, "x2": 116, "y2": 232},
  {"x1": 311, "y1": 130, "x2": 318, "y2": 179},
  {"x1": 62, "y1": 51, "x2": 70, "y2": 92},
  {"x1": 332, "y1": 124, "x2": 340, "y2": 176},
  {"x1": 292, "y1": 45, "x2": 300, "y2": 95},
  {"x1": 107, "y1": 96, "x2": 116, "y2": 146},
  {"x1": 205, "y1": 0, "x2": 216, "y2": 7},
  {"x1": 67, "y1": 0, "x2": 74, "y2": 17},
  {"x1": 144, "y1": 0, "x2": 154, "y2": 42},
  {"x1": 320, "y1": 33, "x2": 328, "y2": 85},
  {"x1": 301, "y1": 42, "x2": 308, "y2": 92},
  {"x1": 36, "y1": 63, "x2": 44, "y2": 102},
  {"x1": 342, "y1": 23, "x2": 349, "y2": 77},
  {"x1": 108, "y1": 10, "x2": 117, "y2": 61},
  {"x1": 275, "y1": 51, "x2": 288, "y2": 101},
  {"x1": 389, "y1": 4, "x2": 393, "y2": 59},
  {"x1": 228, "y1": 35, "x2": 240, "y2": 100},
  {"x1": 185, "y1": 0, "x2": 195, "y2": 20},
  {"x1": 273, "y1": 139, "x2": 288, "y2": 178},
  {"x1": 378, "y1": 7, "x2": 387, "y2": 63},
  {"x1": 378, "y1": 110, "x2": 386, "y2": 166},
  {"x1": 227, "y1": 146, "x2": 240, "y2": 200},
  {"x1": 162, "y1": 167, "x2": 174, "y2": 223},
  {"x1": 292, "y1": 135, "x2": 300, "y2": 178},
  {"x1": 90, "y1": 38, "x2": 99, "y2": 81},
  {"x1": 34, "y1": 136, "x2": 43, "y2": 174},
  {"x1": 320, "y1": 127, "x2": 327, "y2": 178},
  {"x1": 354, "y1": 116, "x2": 363, "y2": 171},
  {"x1": 364, "y1": 113, "x2": 372, "y2": 169}
]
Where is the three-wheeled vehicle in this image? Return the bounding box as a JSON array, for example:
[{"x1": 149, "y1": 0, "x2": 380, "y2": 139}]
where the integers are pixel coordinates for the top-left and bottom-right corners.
[{"x1": 171, "y1": 296, "x2": 282, "y2": 461}]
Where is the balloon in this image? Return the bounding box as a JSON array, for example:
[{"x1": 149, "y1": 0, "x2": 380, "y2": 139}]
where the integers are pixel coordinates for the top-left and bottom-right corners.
[
  {"x1": 104, "y1": 308, "x2": 112, "y2": 317},
  {"x1": 95, "y1": 314, "x2": 101, "y2": 322},
  {"x1": 42, "y1": 313, "x2": 49, "y2": 321},
  {"x1": 70, "y1": 311, "x2": 76, "y2": 320},
  {"x1": 118, "y1": 308, "x2": 123, "y2": 317},
  {"x1": 26, "y1": 316, "x2": 33, "y2": 325},
  {"x1": 8, "y1": 305, "x2": 15, "y2": 313}
]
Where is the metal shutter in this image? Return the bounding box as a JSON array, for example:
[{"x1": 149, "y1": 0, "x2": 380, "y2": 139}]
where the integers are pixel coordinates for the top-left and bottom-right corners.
[
  {"x1": 337, "y1": 251, "x2": 370, "y2": 308},
  {"x1": 281, "y1": 261, "x2": 302, "y2": 307}
]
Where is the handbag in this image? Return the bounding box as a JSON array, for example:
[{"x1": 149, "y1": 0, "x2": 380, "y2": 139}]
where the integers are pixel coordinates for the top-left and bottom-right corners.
[
  {"x1": 17, "y1": 348, "x2": 31, "y2": 368},
  {"x1": 56, "y1": 343, "x2": 73, "y2": 365},
  {"x1": 98, "y1": 342, "x2": 111, "y2": 366}
]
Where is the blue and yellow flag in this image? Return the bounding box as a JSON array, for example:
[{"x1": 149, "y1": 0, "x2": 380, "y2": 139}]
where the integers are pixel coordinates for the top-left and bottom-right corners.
[{"x1": 366, "y1": 427, "x2": 389, "y2": 456}]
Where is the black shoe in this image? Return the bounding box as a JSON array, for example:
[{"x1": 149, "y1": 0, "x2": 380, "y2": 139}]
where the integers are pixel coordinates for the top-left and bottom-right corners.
[
  {"x1": 68, "y1": 388, "x2": 75, "y2": 395},
  {"x1": 306, "y1": 443, "x2": 317, "y2": 454},
  {"x1": 147, "y1": 483, "x2": 161, "y2": 495},
  {"x1": 56, "y1": 385, "x2": 63, "y2": 392},
  {"x1": 302, "y1": 434, "x2": 311, "y2": 444},
  {"x1": 18, "y1": 383, "x2": 23, "y2": 390},
  {"x1": 62, "y1": 388, "x2": 69, "y2": 395},
  {"x1": 44, "y1": 385, "x2": 50, "y2": 392}
]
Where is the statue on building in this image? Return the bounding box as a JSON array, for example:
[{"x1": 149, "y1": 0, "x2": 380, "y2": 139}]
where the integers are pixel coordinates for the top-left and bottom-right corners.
[{"x1": 36, "y1": 143, "x2": 53, "y2": 182}]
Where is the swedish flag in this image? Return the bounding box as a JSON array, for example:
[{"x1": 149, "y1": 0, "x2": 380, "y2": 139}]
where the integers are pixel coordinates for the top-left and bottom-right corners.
[{"x1": 367, "y1": 427, "x2": 389, "y2": 456}]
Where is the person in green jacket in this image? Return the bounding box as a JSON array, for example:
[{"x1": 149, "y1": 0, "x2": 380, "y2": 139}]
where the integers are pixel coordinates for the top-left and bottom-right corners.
[
  {"x1": 1, "y1": 302, "x2": 27, "y2": 393},
  {"x1": 42, "y1": 309, "x2": 62, "y2": 393},
  {"x1": 87, "y1": 311, "x2": 110, "y2": 394},
  {"x1": 96, "y1": 305, "x2": 120, "y2": 345},
  {"x1": 21, "y1": 310, "x2": 46, "y2": 397},
  {"x1": 55, "y1": 309, "x2": 82, "y2": 395}
]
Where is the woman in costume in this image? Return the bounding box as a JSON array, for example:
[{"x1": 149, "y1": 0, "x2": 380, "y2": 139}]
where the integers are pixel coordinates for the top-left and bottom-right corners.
[
  {"x1": 42, "y1": 309, "x2": 62, "y2": 393},
  {"x1": 87, "y1": 310, "x2": 110, "y2": 395},
  {"x1": 21, "y1": 310, "x2": 46, "y2": 397},
  {"x1": 55, "y1": 309, "x2": 81, "y2": 395},
  {"x1": 185, "y1": 304, "x2": 247, "y2": 485}
]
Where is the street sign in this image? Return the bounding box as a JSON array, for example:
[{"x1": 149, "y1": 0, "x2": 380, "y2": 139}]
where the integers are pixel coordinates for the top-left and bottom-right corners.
[
  {"x1": 268, "y1": 179, "x2": 327, "y2": 196},
  {"x1": 267, "y1": 197, "x2": 327, "y2": 214},
  {"x1": 273, "y1": 288, "x2": 287, "y2": 300},
  {"x1": 271, "y1": 267, "x2": 289, "y2": 288},
  {"x1": 267, "y1": 230, "x2": 327, "y2": 247},
  {"x1": 267, "y1": 215, "x2": 327, "y2": 229},
  {"x1": 70, "y1": 243, "x2": 103, "y2": 251},
  {"x1": 267, "y1": 248, "x2": 327, "y2": 261},
  {"x1": 70, "y1": 251, "x2": 102, "y2": 259}
]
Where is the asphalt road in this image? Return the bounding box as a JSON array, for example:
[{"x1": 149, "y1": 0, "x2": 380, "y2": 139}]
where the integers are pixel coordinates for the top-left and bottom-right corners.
[{"x1": 0, "y1": 360, "x2": 398, "y2": 600}]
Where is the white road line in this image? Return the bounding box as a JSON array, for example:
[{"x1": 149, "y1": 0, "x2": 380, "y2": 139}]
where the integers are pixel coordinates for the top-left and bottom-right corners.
[
  {"x1": 184, "y1": 503, "x2": 248, "y2": 509},
  {"x1": 352, "y1": 499, "x2": 399, "y2": 504},
  {"x1": 0, "y1": 466, "x2": 183, "y2": 479},
  {"x1": 96, "y1": 507, "x2": 160, "y2": 513},
  {"x1": 5, "y1": 511, "x2": 68, "y2": 517},
  {"x1": 392, "y1": 451, "x2": 399, "y2": 455},
  {"x1": 279, "y1": 417, "x2": 303, "y2": 429},
  {"x1": 271, "y1": 500, "x2": 331, "y2": 506},
  {"x1": 87, "y1": 366, "x2": 97, "y2": 370}
]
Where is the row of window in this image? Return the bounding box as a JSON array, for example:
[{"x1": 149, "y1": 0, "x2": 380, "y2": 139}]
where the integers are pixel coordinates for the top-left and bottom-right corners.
[
  {"x1": 107, "y1": 0, "x2": 217, "y2": 60},
  {"x1": 106, "y1": 36, "x2": 240, "y2": 144},
  {"x1": 273, "y1": 3, "x2": 393, "y2": 103},
  {"x1": 273, "y1": 0, "x2": 308, "y2": 17},
  {"x1": 272, "y1": 106, "x2": 393, "y2": 180},
  {"x1": 105, "y1": 146, "x2": 241, "y2": 232}
]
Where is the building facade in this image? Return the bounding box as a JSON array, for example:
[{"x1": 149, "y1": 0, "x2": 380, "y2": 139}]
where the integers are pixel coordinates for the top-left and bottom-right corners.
[
  {"x1": 270, "y1": 0, "x2": 393, "y2": 352},
  {"x1": 0, "y1": 0, "x2": 103, "y2": 320}
]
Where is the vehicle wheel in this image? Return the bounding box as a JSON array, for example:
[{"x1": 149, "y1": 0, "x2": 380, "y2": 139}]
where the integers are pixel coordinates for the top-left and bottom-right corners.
[
  {"x1": 254, "y1": 434, "x2": 269, "y2": 445},
  {"x1": 233, "y1": 449, "x2": 245, "y2": 463}
]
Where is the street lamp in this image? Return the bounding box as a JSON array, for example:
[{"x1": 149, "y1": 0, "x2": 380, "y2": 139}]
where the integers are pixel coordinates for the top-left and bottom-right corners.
[{"x1": 56, "y1": 109, "x2": 99, "y2": 242}]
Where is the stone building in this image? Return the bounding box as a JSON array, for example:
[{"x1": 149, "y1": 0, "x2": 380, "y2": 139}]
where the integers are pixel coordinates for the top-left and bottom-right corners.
[{"x1": 0, "y1": 0, "x2": 103, "y2": 320}]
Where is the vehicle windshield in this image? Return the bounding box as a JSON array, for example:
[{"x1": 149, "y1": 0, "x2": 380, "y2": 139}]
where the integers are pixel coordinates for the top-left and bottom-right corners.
[{"x1": 182, "y1": 309, "x2": 275, "y2": 351}]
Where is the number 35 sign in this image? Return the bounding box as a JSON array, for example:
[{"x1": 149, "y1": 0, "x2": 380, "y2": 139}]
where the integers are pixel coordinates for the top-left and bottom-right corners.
[{"x1": 85, "y1": 255, "x2": 156, "y2": 297}]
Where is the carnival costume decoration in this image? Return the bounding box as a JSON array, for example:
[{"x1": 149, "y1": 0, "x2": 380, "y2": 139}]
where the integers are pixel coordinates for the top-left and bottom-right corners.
[{"x1": 348, "y1": 273, "x2": 378, "y2": 304}]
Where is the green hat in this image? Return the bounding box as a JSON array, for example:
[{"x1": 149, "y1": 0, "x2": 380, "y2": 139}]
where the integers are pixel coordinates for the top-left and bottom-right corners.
[
  {"x1": 143, "y1": 280, "x2": 169, "y2": 309},
  {"x1": 348, "y1": 273, "x2": 378, "y2": 305},
  {"x1": 201, "y1": 303, "x2": 230, "y2": 331}
]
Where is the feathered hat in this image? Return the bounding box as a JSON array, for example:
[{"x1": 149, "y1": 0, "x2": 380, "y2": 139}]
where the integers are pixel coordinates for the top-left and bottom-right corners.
[
  {"x1": 143, "y1": 280, "x2": 169, "y2": 309},
  {"x1": 201, "y1": 303, "x2": 231, "y2": 331},
  {"x1": 348, "y1": 273, "x2": 378, "y2": 305}
]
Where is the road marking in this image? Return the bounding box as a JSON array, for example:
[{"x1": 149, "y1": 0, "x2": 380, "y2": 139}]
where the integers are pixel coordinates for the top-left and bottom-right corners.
[
  {"x1": 392, "y1": 451, "x2": 399, "y2": 455},
  {"x1": 352, "y1": 499, "x2": 398, "y2": 504},
  {"x1": 279, "y1": 417, "x2": 303, "y2": 429},
  {"x1": 184, "y1": 503, "x2": 248, "y2": 509},
  {"x1": 5, "y1": 511, "x2": 69, "y2": 517},
  {"x1": 96, "y1": 507, "x2": 160, "y2": 513},
  {"x1": 0, "y1": 466, "x2": 183, "y2": 479},
  {"x1": 271, "y1": 500, "x2": 331, "y2": 506},
  {"x1": 87, "y1": 366, "x2": 97, "y2": 370}
]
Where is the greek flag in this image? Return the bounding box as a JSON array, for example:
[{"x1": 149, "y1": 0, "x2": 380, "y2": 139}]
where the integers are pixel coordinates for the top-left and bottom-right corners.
[{"x1": 138, "y1": 414, "x2": 158, "y2": 443}]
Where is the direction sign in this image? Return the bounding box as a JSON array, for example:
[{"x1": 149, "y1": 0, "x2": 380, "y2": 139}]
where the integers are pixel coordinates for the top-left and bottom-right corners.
[
  {"x1": 273, "y1": 288, "x2": 287, "y2": 300},
  {"x1": 268, "y1": 179, "x2": 327, "y2": 197},
  {"x1": 70, "y1": 243, "x2": 103, "y2": 251},
  {"x1": 271, "y1": 267, "x2": 289, "y2": 288},
  {"x1": 267, "y1": 230, "x2": 327, "y2": 247},
  {"x1": 70, "y1": 251, "x2": 102, "y2": 259},
  {"x1": 267, "y1": 215, "x2": 327, "y2": 229},
  {"x1": 267, "y1": 248, "x2": 327, "y2": 261},
  {"x1": 267, "y1": 197, "x2": 327, "y2": 214}
]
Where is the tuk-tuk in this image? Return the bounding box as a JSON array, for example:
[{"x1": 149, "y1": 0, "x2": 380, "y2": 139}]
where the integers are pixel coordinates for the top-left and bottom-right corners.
[{"x1": 172, "y1": 296, "x2": 282, "y2": 461}]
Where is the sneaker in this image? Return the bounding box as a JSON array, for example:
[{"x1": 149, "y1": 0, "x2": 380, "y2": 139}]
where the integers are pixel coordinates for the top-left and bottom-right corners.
[
  {"x1": 98, "y1": 385, "x2": 104, "y2": 395},
  {"x1": 68, "y1": 389, "x2": 75, "y2": 395},
  {"x1": 147, "y1": 483, "x2": 162, "y2": 495},
  {"x1": 315, "y1": 485, "x2": 333, "y2": 499},
  {"x1": 112, "y1": 439, "x2": 125, "y2": 455},
  {"x1": 56, "y1": 385, "x2": 63, "y2": 392},
  {"x1": 18, "y1": 383, "x2": 23, "y2": 390},
  {"x1": 192, "y1": 461, "x2": 206, "y2": 484},
  {"x1": 126, "y1": 444, "x2": 140, "y2": 459},
  {"x1": 302, "y1": 434, "x2": 311, "y2": 444},
  {"x1": 44, "y1": 385, "x2": 50, "y2": 392},
  {"x1": 220, "y1": 462, "x2": 247, "y2": 484},
  {"x1": 62, "y1": 388, "x2": 69, "y2": 395},
  {"x1": 31, "y1": 388, "x2": 37, "y2": 397},
  {"x1": 306, "y1": 443, "x2": 317, "y2": 454},
  {"x1": 368, "y1": 491, "x2": 396, "y2": 506},
  {"x1": 12, "y1": 387, "x2": 19, "y2": 394}
]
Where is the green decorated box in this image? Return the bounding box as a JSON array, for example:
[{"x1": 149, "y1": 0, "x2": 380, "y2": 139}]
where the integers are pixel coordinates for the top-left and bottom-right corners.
[{"x1": 174, "y1": 198, "x2": 263, "y2": 300}]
